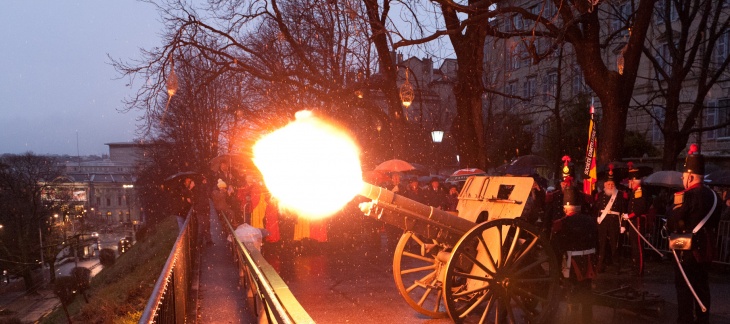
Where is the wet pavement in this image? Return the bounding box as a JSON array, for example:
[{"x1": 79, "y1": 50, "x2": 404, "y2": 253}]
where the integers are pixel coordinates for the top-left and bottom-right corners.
[
  {"x1": 261, "y1": 231, "x2": 730, "y2": 324},
  {"x1": 196, "y1": 209, "x2": 255, "y2": 324}
]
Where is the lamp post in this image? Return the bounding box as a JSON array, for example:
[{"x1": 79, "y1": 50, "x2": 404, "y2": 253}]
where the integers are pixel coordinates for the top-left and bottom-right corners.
[{"x1": 431, "y1": 130, "x2": 444, "y2": 143}]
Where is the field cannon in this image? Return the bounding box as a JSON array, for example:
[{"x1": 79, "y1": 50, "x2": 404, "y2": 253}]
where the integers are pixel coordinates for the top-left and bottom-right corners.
[{"x1": 358, "y1": 176, "x2": 561, "y2": 323}]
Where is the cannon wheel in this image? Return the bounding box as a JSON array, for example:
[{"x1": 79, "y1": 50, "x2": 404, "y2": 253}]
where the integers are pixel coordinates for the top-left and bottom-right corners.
[
  {"x1": 392, "y1": 231, "x2": 449, "y2": 318},
  {"x1": 443, "y1": 219, "x2": 560, "y2": 323}
]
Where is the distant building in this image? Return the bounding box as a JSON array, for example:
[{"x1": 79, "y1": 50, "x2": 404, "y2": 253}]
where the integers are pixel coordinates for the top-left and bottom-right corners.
[{"x1": 56, "y1": 142, "x2": 150, "y2": 225}]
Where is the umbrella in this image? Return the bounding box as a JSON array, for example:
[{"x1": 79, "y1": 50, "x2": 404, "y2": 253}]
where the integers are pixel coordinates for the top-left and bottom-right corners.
[
  {"x1": 704, "y1": 170, "x2": 730, "y2": 186},
  {"x1": 164, "y1": 171, "x2": 201, "y2": 183},
  {"x1": 509, "y1": 155, "x2": 548, "y2": 168},
  {"x1": 363, "y1": 170, "x2": 390, "y2": 185},
  {"x1": 502, "y1": 165, "x2": 535, "y2": 176},
  {"x1": 374, "y1": 159, "x2": 415, "y2": 173},
  {"x1": 446, "y1": 168, "x2": 487, "y2": 182},
  {"x1": 409, "y1": 163, "x2": 431, "y2": 176},
  {"x1": 642, "y1": 170, "x2": 683, "y2": 189},
  {"x1": 209, "y1": 153, "x2": 247, "y2": 173}
]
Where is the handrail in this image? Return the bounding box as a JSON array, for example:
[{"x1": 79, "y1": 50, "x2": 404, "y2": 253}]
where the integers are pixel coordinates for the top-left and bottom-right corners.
[
  {"x1": 221, "y1": 213, "x2": 314, "y2": 324},
  {"x1": 139, "y1": 208, "x2": 197, "y2": 323}
]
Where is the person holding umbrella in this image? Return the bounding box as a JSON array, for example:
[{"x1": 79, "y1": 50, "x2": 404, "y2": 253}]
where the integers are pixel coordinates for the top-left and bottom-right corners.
[
  {"x1": 667, "y1": 144, "x2": 721, "y2": 324},
  {"x1": 176, "y1": 177, "x2": 195, "y2": 232}
]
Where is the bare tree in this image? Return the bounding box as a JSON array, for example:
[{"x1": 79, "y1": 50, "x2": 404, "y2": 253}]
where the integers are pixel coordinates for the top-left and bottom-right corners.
[
  {"x1": 640, "y1": 0, "x2": 730, "y2": 169},
  {"x1": 0, "y1": 153, "x2": 62, "y2": 292},
  {"x1": 491, "y1": 0, "x2": 659, "y2": 163}
]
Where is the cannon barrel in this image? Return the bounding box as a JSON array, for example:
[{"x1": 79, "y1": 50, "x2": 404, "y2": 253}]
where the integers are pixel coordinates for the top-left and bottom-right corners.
[{"x1": 358, "y1": 182, "x2": 475, "y2": 246}]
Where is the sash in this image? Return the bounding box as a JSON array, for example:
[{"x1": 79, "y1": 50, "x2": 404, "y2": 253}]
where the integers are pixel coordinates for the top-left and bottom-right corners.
[{"x1": 597, "y1": 192, "x2": 617, "y2": 224}]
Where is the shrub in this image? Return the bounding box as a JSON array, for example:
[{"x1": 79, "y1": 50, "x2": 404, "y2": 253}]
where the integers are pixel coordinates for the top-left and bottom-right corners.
[
  {"x1": 99, "y1": 248, "x2": 116, "y2": 267},
  {"x1": 53, "y1": 276, "x2": 76, "y2": 305}
]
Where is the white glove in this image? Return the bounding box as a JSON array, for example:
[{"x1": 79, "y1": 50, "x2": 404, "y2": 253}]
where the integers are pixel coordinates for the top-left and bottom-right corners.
[{"x1": 620, "y1": 226, "x2": 626, "y2": 234}]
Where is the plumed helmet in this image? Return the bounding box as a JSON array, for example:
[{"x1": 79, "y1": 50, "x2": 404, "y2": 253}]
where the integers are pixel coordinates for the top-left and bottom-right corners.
[
  {"x1": 563, "y1": 187, "x2": 581, "y2": 207},
  {"x1": 627, "y1": 161, "x2": 640, "y2": 180},
  {"x1": 606, "y1": 163, "x2": 615, "y2": 182},
  {"x1": 561, "y1": 155, "x2": 572, "y2": 181},
  {"x1": 683, "y1": 144, "x2": 705, "y2": 175}
]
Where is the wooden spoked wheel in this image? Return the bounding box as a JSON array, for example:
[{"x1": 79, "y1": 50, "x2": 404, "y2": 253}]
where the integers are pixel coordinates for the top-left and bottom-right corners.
[
  {"x1": 443, "y1": 219, "x2": 560, "y2": 324},
  {"x1": 392, "y1": 231, "x2": 449, "y2": 318}
]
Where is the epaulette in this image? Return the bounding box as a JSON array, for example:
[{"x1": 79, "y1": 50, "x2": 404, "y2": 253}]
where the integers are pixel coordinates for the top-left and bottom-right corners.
[
  {"x1": 674, "y1": 191, "x2": 684, "y2": 206},
  {"x1": 635, "y1": 188, "x2": 642, "y2": 199}
]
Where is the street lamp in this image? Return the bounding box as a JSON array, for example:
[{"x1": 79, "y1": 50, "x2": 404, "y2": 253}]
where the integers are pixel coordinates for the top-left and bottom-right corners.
[{"x1": 431, "y1": 130, "x2": 444, "y2": 143}]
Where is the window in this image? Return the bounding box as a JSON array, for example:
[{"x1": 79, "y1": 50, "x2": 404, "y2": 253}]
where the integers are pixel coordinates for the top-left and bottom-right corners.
[
  {"x1": 572, "y1": 68, "x2": 585, "y2": 95},
  {"x1": 656, "y1": 43, "x2": 672, "y2": 79},
  {"x1": 716, "y1": 32, "x2": 728, "y2": 67},
  {"x1": 504, "y1": 17, "x2": 512, "y2": 32},
  {"x1": 513, "y1": 15, "x2": 523, "y2": 30},
  {"x1": 612, "y1": 3, "x2": 632, "y2": 36},
  {"x1": 524, "y1": 76, "x2": 537, "y2": 98},
  {"x1": 506, "y1": 80, "x2": 518, "y2": 107},
  {"x1": 545, "y1": 2, "x2": 557, "y2": 19},
  {"x1": 106, "y1": 198, "x2": 111, "y2": 207},
  {"x1": 511, "y1": 46, "x2": 521, "y2": 70},
  {"x1": 118, "y1": 197, "x2": 122, "y2": 206},
  {"x1": 705, "y1": 102, "x2": 718, "y2": 140},
  {"x1": 96, "y1": 197, "x2": 101, "y2": 206},
  {"x1": 652, "y1": 106, "x2": 665, "y2": 143},
  {"x1": 545, "y1": 72, "x2": 558, "y2": 97},
  {"x1": 655, "y1": 0, "x2": 678, "y2": 23},
  {"x1": 706, "y1": 99, "x2": 730, "y2": 139}
]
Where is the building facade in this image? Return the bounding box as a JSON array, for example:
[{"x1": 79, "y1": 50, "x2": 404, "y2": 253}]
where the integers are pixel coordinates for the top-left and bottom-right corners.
[
  {"x1": 59, "y1": 142, "x2": 149, "y2": 225},
  {"x1": 484, "y1": 0, "x2": 730, "y2": 170}
]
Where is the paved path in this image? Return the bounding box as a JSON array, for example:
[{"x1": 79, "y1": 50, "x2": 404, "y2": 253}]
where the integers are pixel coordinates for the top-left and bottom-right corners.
[
  {"x1": 195, "y1": 209, "x2": 255, "y2": 324},
  {"x1": 265, "y1": 232, "x2": 730, "y2": 323}
]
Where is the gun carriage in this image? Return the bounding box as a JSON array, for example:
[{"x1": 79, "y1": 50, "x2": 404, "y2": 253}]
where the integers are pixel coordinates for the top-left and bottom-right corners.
[{"x1": 358, "y1": 176, "x2": 561, "y2": 323}]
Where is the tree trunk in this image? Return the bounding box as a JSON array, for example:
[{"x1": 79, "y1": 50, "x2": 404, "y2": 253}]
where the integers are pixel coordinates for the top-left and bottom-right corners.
[
  {"x1": 596, "y1": 94, "x2": 629, "y2": 164},
  {"x1": 449, "y1": 16, "x2": 487, "y2": 169},
  {"x1": 363, "y1": 0, "x2": 405, "y2": 159}
]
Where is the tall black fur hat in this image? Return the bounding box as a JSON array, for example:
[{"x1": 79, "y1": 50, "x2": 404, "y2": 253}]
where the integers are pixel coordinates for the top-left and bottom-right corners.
[
  {"x1": 683, "y1": 144, "x2": 705, "y2": 175},
  {"x1": 627, "y1": 161, "x2": 640, "y2": 180},
  {"x1": 563, "y1": 187, "x2": 581, "y2": 207}
]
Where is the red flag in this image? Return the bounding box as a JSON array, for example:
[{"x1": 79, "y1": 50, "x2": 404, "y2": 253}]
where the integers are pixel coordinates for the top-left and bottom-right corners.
[{"x1": 583, "y1": 98, "x2": 597, "y2": 195}]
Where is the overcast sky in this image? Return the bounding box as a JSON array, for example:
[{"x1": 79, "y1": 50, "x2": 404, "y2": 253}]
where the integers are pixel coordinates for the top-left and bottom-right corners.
[{"x1": 0, "y1": 1, "x2": 162, "y2": 156}]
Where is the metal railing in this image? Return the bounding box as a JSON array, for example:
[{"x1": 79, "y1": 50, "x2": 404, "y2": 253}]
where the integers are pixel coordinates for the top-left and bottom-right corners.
[
  {"x1": 220, "y1": 212, "x2": 314, "y2": 324},
  {"x1": 642, "y1": 217, "x2": 730, "y2": 265},
  {"x1": 139, "y1": 209, "x2": 198, "y2": 323}
]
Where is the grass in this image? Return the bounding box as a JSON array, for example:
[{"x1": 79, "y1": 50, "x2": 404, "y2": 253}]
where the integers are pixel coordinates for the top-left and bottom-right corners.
[{"x1": 41, "y1": 218, "x2": 179, "y2": 323}]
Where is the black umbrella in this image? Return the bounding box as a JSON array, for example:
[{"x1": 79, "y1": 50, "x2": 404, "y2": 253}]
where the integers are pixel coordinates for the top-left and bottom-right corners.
[
  {"x1": 509, "y1": 155, "x2": 548, "y2": 168},
  {"x1": 704, "y1": 170, "x2": 730, "y2": 186},
  {"x1": 209, "y1": 153, "x2": 249, "y2": 173},
  {"x1": 164, "y1": 171, "x2": 201, "y2": 183},
  {"x1": 643, "y1": 171, "x2": 683, "y2": 189}
]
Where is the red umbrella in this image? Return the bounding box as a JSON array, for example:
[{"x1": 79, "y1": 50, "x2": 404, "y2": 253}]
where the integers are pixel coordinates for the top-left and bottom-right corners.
[
  {"x1": 374, "y1": 159, "x2": 415, "y2": 173},
  {"x1": 446, "y1": 168, "x2": 487, "y2": 182},
  {"x1": 363, "y1": 170, "x2": 390, "y2": 185}
]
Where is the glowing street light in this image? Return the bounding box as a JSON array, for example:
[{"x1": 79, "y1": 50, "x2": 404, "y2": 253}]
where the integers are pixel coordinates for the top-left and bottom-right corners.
[
  {"x1": 431, "y1": 130, "x2": 444, "y2": 143},
  {"x1": 400, "y1": 70, "x2": 414, "y2": 108}
]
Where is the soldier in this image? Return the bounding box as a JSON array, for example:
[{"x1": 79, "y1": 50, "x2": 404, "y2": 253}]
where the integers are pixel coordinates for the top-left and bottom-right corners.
[
  {"x1": 544, "y1": 156, "x2": 573, "y2": 236},
  {"x1": 622, "y1": 162, "x2": 647, "y2": 276},
  {"x1": 551, "y1": 187, "x2": 597, "y2": 324},
  {"x1": 593, "y1": 164, "x2": 627, "y2": 273},
  {"x1": 667, "y1": 144, "x2": 721, "y2": 324}
]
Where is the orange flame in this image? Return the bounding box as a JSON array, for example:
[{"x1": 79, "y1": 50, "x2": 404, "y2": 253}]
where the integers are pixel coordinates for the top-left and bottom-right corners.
[{"x1": 253, "y1": 111, "x2": 363, "y2": 220}]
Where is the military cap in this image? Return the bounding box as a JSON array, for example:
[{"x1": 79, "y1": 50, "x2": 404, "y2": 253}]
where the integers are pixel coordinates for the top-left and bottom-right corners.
[
  {"x1": 563, "y1": 187, "x2": 581, "y2": 207},
  {"x1": 683, "y1": 143, "x2": 705, "y2": 175}
]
